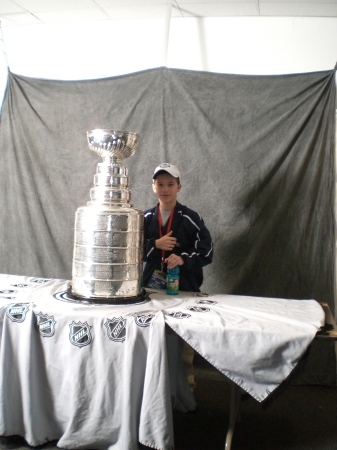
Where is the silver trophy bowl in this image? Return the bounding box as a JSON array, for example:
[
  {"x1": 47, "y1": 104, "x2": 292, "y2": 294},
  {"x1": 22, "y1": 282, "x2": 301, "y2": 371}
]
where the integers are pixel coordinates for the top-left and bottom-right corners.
[
  {"x1": 87, "y1": 129, "x2": 139, "y2": 161},
  {"x1": 71, "y1": 129, "x2": 145, "y2": 304}
]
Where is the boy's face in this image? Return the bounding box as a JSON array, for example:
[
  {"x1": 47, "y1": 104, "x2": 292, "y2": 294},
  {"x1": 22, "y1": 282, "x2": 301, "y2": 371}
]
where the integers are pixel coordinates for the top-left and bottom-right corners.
[{"x1": 152, "y1": 173, "x2": 182, "y2": 210}]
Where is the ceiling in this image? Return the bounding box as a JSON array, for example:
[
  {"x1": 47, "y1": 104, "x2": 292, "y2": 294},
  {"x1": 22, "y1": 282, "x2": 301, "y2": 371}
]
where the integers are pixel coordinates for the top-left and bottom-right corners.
[{"x1": 0, "y1": 0, "x2": 337, "y2": 27}]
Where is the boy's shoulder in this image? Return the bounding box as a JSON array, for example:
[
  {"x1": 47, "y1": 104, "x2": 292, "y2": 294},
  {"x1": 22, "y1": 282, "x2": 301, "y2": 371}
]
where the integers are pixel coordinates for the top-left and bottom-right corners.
[
  {"x1": 144, "y1": 205, "x2": 157, "y2": 217},
  {"x1": 143, "y1": 203, "x2": 203, "y2": 221},
  {"x1": 176, "y1": 202, "x2": 203, "y2": 221}
]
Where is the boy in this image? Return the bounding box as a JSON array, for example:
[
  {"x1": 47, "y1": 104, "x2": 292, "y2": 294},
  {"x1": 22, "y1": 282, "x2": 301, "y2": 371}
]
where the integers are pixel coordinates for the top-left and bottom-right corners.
[
  {"x1": 143, "y1": 163, "x2": 213, "y2": 390},
  {"x1": 143, "y1": 163, "x2": 213, "y2": 292}
]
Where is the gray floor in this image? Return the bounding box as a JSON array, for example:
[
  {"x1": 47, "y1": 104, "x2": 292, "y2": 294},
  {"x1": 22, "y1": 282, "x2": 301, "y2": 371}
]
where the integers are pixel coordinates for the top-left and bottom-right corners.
[
  {"x1": 1, "y1": 363, "x2": 337, "y2": 450},
  {"x1": 173, "y1": 376, "x2": 337, "y2": 450}
]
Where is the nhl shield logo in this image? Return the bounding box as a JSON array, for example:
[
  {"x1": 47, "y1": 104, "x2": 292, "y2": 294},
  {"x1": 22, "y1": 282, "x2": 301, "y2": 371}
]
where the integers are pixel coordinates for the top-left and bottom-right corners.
[
  {"x1": 35, "y1": 312, "x2": 56, "y2": 337},
  {"x1": 192, "y1": 292, "x2": 212, "y2": 297},
  {"x1": 134, "y1": 313, "x2": 155, "y2": 327},
  {"x1": 11, "y1": 283, "x2": 30, "y2": 288},
  {"x1": 166, "y1": 311, "x2": 191, "y2": 319},
  {"x1": 69, "y1": 321, "x2": 92, "y2": 348},
  {"x1": 6, "y1": 303, "x2": 30, "y2": 323},
  {"x1": 186, "y1": 306, "x2": 210, "y2": 313},
  {"x1": 104, "y1": 317, "x2": 126, "y2": 342},
  {"x1": 196, "y1": 299, "x2": 217, "y2": 305}
]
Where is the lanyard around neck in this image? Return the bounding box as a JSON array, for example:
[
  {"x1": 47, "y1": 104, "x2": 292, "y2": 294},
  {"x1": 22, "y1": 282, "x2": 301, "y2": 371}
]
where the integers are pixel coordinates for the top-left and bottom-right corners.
[{"x1": 158, "y1": 206, "x2": 175, "y2": 270}]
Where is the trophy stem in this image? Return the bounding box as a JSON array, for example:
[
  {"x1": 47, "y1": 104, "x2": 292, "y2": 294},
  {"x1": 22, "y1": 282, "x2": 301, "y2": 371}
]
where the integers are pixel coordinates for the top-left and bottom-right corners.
[{"x1": 103, "y1": 155, "x2": 121, "y2": 166}]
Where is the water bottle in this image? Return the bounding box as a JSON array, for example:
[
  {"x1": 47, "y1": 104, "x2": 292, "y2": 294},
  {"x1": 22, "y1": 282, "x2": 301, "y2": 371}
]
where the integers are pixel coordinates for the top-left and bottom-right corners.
[{"x1": 166, "y1": 266, "x2": 180, "y2": 295}]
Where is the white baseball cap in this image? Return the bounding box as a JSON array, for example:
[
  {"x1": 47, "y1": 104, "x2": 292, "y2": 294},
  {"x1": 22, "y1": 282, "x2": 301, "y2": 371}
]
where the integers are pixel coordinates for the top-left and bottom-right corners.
[{"x1": 153, "y1": 163, "x2": 181, "y2": 180}]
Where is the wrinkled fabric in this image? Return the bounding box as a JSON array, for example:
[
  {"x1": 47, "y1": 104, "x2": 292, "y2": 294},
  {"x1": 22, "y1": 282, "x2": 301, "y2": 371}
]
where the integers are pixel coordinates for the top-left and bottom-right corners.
[
  {"x1": 0, "y1": 273, "x2": 323, "y2": 449},
  {"x1": 0, "y1": 274, "x2": 193, "y2": 450},
  {"x1": 0, "y1": 68, "x2": 335, "y2": 312},
  {"x1": 163, "y1": 290, "x2": 324, "y2": 401}
]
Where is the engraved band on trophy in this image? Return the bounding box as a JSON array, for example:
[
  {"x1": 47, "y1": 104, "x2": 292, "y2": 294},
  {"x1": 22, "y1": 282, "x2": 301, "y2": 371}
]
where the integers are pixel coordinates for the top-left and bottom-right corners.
[{"x1": 71, "y1": 130, "x2": 144, "y2": 303}]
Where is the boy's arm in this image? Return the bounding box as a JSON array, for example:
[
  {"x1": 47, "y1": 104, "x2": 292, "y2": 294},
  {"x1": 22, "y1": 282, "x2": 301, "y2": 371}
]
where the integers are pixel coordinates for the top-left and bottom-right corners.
[
  {"x1": 144, "y1": 232, "x2": 177, "y2": 261},
  {"x1": 143, "y1": 237, "x2": 159, "y2": 261},
  {"x1": 143, "y1": 211, "x2": 162, "y2": 262},
  {"x1": 180, "y1": 216, "x2": 213, "y2": 270}
]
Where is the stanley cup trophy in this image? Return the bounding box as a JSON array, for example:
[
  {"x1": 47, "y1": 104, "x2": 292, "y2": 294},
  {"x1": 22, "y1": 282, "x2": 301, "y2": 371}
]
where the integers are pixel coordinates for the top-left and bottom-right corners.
[{"x1": 71, "y1": 129, "x2": 145, "y2": 304}]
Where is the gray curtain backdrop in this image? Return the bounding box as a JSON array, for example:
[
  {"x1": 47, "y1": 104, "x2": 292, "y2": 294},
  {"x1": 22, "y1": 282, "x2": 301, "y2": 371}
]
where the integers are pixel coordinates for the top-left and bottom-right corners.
[{"x1": 0, "y1": 67, "x2": 335, "y2": 310}]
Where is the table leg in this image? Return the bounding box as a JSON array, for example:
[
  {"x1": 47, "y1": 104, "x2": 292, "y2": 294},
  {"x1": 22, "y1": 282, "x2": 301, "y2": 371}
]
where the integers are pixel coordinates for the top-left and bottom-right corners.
[{"x1": 224, "y1": 382, "x2": 242, "y2": 450}]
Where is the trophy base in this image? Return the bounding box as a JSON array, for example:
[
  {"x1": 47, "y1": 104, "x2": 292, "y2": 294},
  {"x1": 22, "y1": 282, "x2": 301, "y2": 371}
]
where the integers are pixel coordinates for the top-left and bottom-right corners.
[
  {"x1": 71, "y1": 276, "x2": 143, "y2": 299},
  {"x1": 55, "y1": 286, "x2": 150, "y2": 305}
]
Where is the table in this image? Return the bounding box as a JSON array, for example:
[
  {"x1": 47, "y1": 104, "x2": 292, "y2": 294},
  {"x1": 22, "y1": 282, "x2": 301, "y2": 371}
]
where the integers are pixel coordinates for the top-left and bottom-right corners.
[
  {"x1": 224, "y1": 301, "x2": 337, "y2": 450},
  {"x1": 0, "y1": 274, "x2": 324, "y2": 450}
]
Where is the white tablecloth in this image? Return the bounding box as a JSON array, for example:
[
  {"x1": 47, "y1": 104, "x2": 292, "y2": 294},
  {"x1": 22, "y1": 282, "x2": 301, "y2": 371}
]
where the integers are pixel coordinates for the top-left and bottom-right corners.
[{"x1": 0, "y1": 274, "x2": 324, "y2": 449}]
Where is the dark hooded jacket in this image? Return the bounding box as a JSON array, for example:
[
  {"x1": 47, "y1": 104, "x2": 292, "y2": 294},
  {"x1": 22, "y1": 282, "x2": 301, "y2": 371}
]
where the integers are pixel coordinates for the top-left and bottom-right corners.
[{"x1": 143, "y1": 202, "x2": 213, "y2": 292}]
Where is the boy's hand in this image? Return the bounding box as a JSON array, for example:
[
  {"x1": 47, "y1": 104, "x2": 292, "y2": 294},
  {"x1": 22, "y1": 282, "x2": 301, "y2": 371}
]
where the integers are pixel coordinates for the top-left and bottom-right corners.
[
  {"x1": 155, "y1": 231, "x2": 177, "y2": 251},
  {"x1": 165, "y1": 254, "x2": 184, "y2": 269}
]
